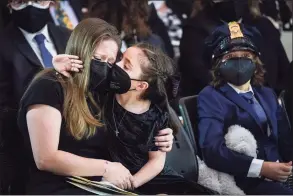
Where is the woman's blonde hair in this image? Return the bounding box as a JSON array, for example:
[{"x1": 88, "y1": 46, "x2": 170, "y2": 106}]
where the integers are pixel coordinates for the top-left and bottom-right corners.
[{"x1": 33, "y1": 18, "x2": 121, "y2": 140}]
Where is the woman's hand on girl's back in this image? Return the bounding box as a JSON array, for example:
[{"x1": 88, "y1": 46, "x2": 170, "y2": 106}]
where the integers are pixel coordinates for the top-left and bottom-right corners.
[
  {"x1": 52, "y1": 54, "x2": 83, "y2": 77},
  {"x1": 155, "y1": 128, "x2": 174, "y2": 152},
  {"x1": 102, "y1": 162, "x2": 134, "y2": 190}
]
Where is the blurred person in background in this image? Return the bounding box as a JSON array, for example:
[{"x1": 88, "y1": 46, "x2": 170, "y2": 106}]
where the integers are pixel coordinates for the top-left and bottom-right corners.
[
  {"x1": 278, "y1": 0, "x2": 292, "y2": 31},
  {"x1": 0, "y1": 0, "x2": 71, "y2": 194},
  {"x1": 259, "y1": 0, "x2": 292, "y2": 32},
  {"x1": 0, "y1": 0, "x2": 10, "y2": 31},
  {"x1": 88, "y1": 0, "x2": 174, "y2": 58},
  {"x1": 259, "y1": 0, "x2": 282, "y2": 31},
  {"x1": 49, "y1": 0, "x2": 83, "y2": 30},
  {"x1": 179, "y1": 0, "x2": 290, "y2": 97},
  {"x1": 165, "y1": 0, "x2": 194, "y2": 22},
  {"x1": 149, "y1": 0, "x2": 182, "y2": 58}
]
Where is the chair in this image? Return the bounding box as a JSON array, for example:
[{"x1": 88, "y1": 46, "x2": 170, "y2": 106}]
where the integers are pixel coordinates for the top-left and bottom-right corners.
[
  {"x1": 166, "y1": 107, "x2": 199, "y2": 182},
  {"x1": 178, "y1": 95, "x2": 201, "y2": 157},
  {"x1": 278, "y1": 90, "x2": 291, "y2": 129},
  {"x1": 278, "y1": 91, "x2": 293, "y2": 190}
]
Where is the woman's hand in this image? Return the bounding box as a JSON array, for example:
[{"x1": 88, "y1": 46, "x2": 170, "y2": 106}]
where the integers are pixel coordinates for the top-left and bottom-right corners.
[
  {"x1": 102, "y1": 162, "x2": 134, "y2": 190},
  {"x1": 155, "y1": 128, "x2": 174, "y2": 152},
  {"x1": 52, "y1": 54, "x2": 83, "y2": 77}
]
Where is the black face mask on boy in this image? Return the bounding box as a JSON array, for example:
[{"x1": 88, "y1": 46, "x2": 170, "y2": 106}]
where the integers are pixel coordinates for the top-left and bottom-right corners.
[
  {"x1": 11, "y1": 5, "x2": 51, "y2": 33},
  {"x1": 218, "y1": 57, "x2": 256, "y2": 86}
]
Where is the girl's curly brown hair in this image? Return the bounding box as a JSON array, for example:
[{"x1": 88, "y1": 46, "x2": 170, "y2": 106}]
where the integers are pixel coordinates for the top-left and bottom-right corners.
[
  {"x1": 211, "y1": 55, "x2": 266, "y2": 88},
  {"x1": 89, "y1": 0, "x2": 151, "y2": 38}
]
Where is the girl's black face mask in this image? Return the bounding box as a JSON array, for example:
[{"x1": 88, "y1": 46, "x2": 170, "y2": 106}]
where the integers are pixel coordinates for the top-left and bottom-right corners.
[
  {"x1": 89, "y1": 59, "x2": 132, "y2": 94},
  {"x1": 218, "y1": 57, "x2": 256, "y2": 86},
  {"x1": 108, "y1": 64, "x2": 131, "y2": 94}
]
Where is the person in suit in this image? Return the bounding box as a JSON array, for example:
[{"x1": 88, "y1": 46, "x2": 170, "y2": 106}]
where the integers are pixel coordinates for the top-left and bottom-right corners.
[
  {"x1": 259, "y1": 0, "x2": 292, "y2": 31},
  {"x1": 165, "y1": 0, "x2": 193, "y2": 21},
  {"x1": 0, "y1": 0, "x2": 71, "y2": 194},
  {"x1": 49, "y1": 0, "x2": 83, "y2": 30},
  {"x1": 179, "y1": 0, "x2": 290, "y2": 97},
  {"x1": 197, "y1": 22, "x2": 293, "y2": 194},
  {"x1": 0, "y1": 0, "x2": 10, "y2": 31},
  {"x1": 1, "y1": 0, "x2": 84, "y2": 31}
]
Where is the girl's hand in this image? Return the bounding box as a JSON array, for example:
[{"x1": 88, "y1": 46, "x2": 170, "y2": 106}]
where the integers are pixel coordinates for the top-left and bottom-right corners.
[{"x1": 52, "y1": 54, "x2": 84, "y2": 77}]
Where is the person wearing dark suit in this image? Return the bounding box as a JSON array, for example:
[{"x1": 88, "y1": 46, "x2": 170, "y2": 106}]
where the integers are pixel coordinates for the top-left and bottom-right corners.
[
  {"x1": 0, "y1": 0, "x2": 70, "y2": 194},
  {"x1": 179, "y1": 0, "x2": 290, "y2": 96},
  {"x1": 0, "y1": 0, "x2": 10, "y2": 31},
  {"x1": 148, "y1": 2, "x2": 174, "y2": 58},
  {"x1": 165, "y1": 0, "x2": 193, "y2": 21},
  {"x1": 260, "y1": 0, "x2": 293, "y2": 31},
  {"x1": 197, "y1": 22, "x2": 293, "y2": 194}
]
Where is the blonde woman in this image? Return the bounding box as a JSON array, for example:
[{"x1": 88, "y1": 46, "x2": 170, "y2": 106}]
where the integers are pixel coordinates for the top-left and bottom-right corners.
[{"x1": 17, "y1": 18, "x2": 174, "y2": 194}]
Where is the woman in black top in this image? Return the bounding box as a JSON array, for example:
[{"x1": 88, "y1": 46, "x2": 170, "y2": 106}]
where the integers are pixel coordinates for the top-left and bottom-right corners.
[{"x1": 17, "y1": 18, "x2": 174, "y2": 194}]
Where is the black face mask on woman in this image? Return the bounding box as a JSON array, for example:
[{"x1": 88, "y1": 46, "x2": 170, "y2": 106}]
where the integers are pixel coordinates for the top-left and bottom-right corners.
[
  {"x1": 218, "y1": 57, "x2": 256, "y2": 86},
  {"x1": 89, "y1": 59, "x2": 111, "y2": 91},
  {"x1": 11, "y1": 6, "x2": 51, "y2": 33}
]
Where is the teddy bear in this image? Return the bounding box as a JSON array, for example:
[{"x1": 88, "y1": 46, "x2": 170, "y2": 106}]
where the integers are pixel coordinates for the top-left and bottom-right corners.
[{"x1": 197, "y1": 125, "x2": 258, "y2": 195}]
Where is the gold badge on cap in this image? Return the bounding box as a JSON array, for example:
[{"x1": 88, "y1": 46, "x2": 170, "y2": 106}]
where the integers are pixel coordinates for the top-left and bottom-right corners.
[{"x1": 228, "y1": 22, "x2": 244, "y2": 39}]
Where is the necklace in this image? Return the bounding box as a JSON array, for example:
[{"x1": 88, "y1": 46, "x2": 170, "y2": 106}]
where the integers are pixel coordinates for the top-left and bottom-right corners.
[{"x1": 112, "y1": 97, "x2": 127, "y2": 137}]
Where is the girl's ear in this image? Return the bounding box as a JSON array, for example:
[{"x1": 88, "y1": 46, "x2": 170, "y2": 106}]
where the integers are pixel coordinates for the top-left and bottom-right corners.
[{"x1": 136, "y1": 81, "x2": 149, "y2": 91}]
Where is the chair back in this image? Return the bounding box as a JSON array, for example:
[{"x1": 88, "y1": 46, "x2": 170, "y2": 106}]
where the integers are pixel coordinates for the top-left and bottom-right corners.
[
  {"x1": 166, "y1": 107, "x2": 199, "y2": 182},
  {"x1": 278, "y1": 91, "x2": 293, "y2": 190},
  {"x1": 279, "y1": 90, "x2": 291, "y2": 129},
  {"x1": 179, "y1": 95, "x2": 201, "y2": 157}
]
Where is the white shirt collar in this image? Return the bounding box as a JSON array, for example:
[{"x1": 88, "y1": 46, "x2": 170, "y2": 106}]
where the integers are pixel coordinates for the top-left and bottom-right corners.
[
  {"x1": 227, "y1": 83, "x2": 254, "y2": 95},
  {"x1": 19, "y1": 25, "x2": 52, "y2": 43}
]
